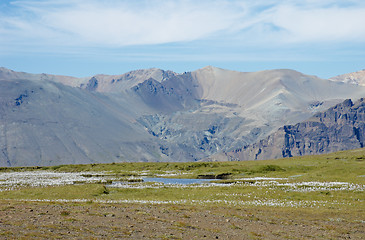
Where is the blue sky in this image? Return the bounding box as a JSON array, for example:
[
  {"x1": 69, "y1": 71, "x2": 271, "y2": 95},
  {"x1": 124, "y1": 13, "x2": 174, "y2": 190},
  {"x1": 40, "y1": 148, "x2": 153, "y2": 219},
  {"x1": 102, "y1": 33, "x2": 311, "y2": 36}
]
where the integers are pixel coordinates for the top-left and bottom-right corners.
[{"x1": 1, "y1": 0, "x2": 365, "y2": 78}]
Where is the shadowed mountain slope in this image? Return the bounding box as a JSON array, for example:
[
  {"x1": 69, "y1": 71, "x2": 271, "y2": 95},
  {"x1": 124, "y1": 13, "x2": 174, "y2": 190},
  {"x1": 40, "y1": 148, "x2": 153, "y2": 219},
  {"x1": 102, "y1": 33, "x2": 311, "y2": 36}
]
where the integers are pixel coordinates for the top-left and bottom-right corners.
[
  {"x1": 0, "y1": 78, "x2": 170, "y2": 167},
  {"x1": 224, "y1": 98, "x2": 365, "y2": 161},
  {"x1": 133, "y1": 67, "x2": 365, "y2": 159},
  {"x1": 1, "y1": 66, "x2": 365, "y2": 166}
]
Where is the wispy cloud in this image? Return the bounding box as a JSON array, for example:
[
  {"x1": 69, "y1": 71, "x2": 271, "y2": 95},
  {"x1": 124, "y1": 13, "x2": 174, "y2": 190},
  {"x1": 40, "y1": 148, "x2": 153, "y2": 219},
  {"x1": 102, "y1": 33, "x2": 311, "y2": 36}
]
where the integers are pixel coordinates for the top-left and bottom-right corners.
[
  {"x1": 1, "y1": 0, "x2": 365, "y2": 50},
  {"x1": 0, "y1": 0, "x2": 364, "y2": 70},
  {"x1": 0, "y1": 0, "x2": 246, "y2": 47},
  {"x1": 269, "y1": 2, "x2": 365, "y2": 43}
]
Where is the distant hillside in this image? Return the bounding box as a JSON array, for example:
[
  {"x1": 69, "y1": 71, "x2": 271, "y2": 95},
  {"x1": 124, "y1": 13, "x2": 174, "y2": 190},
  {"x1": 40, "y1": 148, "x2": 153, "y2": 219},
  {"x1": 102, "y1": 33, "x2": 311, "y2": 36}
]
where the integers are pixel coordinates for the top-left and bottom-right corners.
[
  {"x1": 330, "y1": 69, "x2": 365, "y2": 86},
  {"x1": 1, "y1": 66, "x2": 365, "y2": 166},
  {"x1": 224, "y1": 98, "x2": 365, "y2": 161},
  {"x1": 0, "y1": 78, "x2": 169, "y2": 167}
]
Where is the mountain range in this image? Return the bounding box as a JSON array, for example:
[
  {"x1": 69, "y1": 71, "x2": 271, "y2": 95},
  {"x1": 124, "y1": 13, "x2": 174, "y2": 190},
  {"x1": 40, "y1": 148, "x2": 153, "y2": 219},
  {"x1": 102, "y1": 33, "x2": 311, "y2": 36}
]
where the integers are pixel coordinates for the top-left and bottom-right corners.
[
  {"x1": 223, "y1": 98, "x2": 365, "y2": 161},
  {"x1": 1, "y1": 66, "x2": 365, "y2": 166}
]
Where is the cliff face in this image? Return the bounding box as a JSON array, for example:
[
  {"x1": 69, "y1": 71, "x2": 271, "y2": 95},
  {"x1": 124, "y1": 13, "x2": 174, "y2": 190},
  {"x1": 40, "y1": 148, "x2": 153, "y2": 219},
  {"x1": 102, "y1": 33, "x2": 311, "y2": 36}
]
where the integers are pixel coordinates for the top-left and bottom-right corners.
[
  {"x1": 2, "y1": 66, "x2": 365, "y2": 166},
  {"x1": 226, "y1": 98, "x2": 365, "y2": 161}
]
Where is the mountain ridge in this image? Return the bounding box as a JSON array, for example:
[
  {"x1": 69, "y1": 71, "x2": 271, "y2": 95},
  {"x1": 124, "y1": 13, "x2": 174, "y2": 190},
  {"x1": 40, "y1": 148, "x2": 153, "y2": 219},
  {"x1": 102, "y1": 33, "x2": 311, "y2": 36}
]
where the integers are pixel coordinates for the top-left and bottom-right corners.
[
  {"x1": 1, "y1": 66, "x2": 365, "y2": 166},
  {"x1": 330, "y1": 69, "x2": 365, "y2": 86},
  {"x1": 222, "y1": 98, "x2": 365, "y2": 161}
]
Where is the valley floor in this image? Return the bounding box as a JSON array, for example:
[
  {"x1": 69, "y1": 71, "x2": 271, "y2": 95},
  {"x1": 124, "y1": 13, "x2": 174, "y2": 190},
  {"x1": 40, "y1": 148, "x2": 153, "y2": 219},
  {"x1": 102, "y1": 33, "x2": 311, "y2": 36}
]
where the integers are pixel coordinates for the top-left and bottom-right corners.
[
  {"x1": 0, "y1": 200, "x2": 364, "y2": 239},
  {"x1": 1, "y1": 149, "x2": 365, "y2": 239}
]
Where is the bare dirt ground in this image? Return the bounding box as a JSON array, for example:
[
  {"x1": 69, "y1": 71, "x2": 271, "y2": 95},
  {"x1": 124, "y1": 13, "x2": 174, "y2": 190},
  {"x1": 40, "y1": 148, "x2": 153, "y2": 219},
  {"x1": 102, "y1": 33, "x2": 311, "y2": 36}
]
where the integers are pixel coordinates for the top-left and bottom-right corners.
[{"x1": 0, "y1": 200, "x2": 364, "y2": 239}]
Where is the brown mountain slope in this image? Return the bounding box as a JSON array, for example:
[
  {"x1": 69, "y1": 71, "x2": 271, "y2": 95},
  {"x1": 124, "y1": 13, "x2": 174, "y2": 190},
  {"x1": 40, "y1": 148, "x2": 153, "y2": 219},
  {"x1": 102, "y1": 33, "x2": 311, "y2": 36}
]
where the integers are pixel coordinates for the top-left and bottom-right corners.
[
  {"x1": 223, "y1": 98, "x2": 365, "y2": 161},
  {"x1": 2, "y1": 66, "x2": 365, "y2": 166},
  {"x1": 330, "y1": 69, "x2": 365, "y2": 86}
]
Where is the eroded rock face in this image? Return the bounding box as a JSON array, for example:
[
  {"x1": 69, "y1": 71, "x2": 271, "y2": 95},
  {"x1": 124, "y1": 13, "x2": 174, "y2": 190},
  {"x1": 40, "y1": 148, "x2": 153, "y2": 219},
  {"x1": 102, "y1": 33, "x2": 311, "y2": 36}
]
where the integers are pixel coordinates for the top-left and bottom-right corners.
[
  {"x1": 0, "y1": 79, "x2": 166, "y2": 167},
  {"x1": 2, "y1": 66, "x2": 365, "y2": 166},
  {"x1": 226, "y1": 98, "x2": 365, "y2": 161},
  {"x1": 330, "y1": 69, "x2": 365, "y2": 86}
]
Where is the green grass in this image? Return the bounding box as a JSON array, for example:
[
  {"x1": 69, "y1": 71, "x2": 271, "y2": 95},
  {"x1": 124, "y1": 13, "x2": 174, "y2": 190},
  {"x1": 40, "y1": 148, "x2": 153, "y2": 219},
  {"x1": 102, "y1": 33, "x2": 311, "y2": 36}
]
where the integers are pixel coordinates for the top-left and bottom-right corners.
[
  {"x1": 0, "y1": 148, "x2": 364, "y2": 211},
  {"x1": 2, "y1": 147, "x2": 365, "y2": 182},
  {"x1": 0, "y1": 184, "x2": 110, "y2": 200}
]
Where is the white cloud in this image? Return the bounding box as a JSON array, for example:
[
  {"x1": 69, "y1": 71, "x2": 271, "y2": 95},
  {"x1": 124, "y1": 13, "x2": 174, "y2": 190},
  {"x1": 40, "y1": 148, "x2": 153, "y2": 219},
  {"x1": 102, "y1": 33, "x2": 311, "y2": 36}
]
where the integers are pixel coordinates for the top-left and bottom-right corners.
[
  {"x1": 0, "y1": 0, "x2": 245, "y2": 47},
  {"x1": 227, "y1": 0, "x2": 365, "y2": 45},
  {"x1": 270, "y1": 3, "x2": 365, "y2": 43},
  {"x1": 1, "y1": 0, "x2": 365, "y2": 50}
]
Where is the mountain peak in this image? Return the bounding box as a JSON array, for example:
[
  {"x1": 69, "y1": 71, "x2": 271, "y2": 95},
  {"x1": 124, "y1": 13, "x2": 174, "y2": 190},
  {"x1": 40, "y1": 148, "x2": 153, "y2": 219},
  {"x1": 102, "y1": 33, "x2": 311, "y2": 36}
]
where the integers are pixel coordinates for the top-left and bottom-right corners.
[
  {"x1": 198, "y1": 65, "x2": 226, "y2": 72},
  {"x1": 2, "y1": 66, "x2": 365, "y2": 166},
  {"x1": 0, "y1": 67, "x2": 11, "y2": 71},
  {"x1": 329, "y1": 69, "x2": 365, "y2": 86},
  {"x1": 0, "y1": 67, "x2": 17, "y2": 75},
  {"x1": 201, "y1": 65, "x2": 215, "y2": 70}
]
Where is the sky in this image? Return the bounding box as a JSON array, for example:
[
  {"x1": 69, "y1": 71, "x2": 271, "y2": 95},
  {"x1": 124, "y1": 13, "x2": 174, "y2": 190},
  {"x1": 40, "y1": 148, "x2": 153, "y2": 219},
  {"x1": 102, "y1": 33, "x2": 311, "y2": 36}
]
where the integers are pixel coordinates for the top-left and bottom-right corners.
[{"x1": 0, "y1": 0, "x2": 365, "y2": 78}]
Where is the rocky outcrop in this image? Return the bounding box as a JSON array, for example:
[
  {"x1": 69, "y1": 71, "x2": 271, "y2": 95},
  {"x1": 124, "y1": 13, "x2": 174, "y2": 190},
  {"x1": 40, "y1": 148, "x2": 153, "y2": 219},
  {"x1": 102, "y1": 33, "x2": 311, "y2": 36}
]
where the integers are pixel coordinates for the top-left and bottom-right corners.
[
  {"x1": 131, "y1": 72, "x2": 200, "y2": 112},
  {"x1": 85, "y1": 77, "x2": 98, "y2": 91},
  {"x1": 0, "y1": 79, "x2": 168, "y2": 167},
  {"x1": 330, "y1": 69, "x2": 365, "y2": 86},
  {"x1": 226, "y1": 98, "x2": 365, "y2": 161},
  {"x1": 2, "y1": 66, "x2": 365, "y2": 166}
]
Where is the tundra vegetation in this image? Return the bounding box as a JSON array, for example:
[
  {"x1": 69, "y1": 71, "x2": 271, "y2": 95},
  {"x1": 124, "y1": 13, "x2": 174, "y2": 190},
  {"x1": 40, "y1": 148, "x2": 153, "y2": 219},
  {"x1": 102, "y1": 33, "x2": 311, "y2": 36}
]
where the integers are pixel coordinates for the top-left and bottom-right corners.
[{"x1": 0, "y1": 148, "x2": 364, "y2": 239}]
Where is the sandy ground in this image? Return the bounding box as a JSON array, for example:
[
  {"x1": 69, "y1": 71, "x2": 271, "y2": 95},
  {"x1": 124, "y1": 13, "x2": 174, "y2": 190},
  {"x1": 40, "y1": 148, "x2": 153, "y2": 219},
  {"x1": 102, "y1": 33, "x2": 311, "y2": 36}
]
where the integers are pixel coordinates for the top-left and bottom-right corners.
[{"x1": 0, "y1": 200, "x2": 364, "y2": 239}]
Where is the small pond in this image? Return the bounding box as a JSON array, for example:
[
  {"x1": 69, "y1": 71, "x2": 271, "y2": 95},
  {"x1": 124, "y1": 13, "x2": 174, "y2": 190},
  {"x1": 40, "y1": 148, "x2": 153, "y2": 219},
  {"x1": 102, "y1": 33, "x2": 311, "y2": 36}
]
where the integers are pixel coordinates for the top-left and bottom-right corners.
[{"x1": 143, "y1": 177, "x2": 212, "y2": 185}]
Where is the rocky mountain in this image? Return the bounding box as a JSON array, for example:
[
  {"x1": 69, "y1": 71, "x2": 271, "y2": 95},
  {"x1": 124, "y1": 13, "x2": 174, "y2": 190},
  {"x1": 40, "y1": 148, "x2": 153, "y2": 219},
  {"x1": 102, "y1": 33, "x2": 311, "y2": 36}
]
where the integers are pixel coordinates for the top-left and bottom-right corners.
[
  {"x1": 330, "y1": 69, "x2": 365, "y2": 86},
  {"x1": 224, "y1": 98, "x2": 365, "y2": 161},
  {"x1": 0, "y1": 67, "x2": 87, "y2": 87},
  {"x1": 0, "y1": 77, "x2": 170, "y2": 167},
  {"x1": 1, "y1": 66, "x2": 365, "y2": 166},
  {"x1": 134, "y1": 67, "x2": 365, "y2": 159}
]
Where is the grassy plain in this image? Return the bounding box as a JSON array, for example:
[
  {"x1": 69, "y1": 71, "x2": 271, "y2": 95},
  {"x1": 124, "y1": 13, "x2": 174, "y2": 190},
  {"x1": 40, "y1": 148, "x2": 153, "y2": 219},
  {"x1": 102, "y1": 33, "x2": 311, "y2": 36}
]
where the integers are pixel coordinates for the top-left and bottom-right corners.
[
  {"x1": 0, "y1": 148, "x2": 364, "y2": 239},
  {"x1": 2, "y1": 147, "x2": 365, "y2": 182}
]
